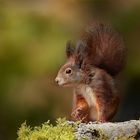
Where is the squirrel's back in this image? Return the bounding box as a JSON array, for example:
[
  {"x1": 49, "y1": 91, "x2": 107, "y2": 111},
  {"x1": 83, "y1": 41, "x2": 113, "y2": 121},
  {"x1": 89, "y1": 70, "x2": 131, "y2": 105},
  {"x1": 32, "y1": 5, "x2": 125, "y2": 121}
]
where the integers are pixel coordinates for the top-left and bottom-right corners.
[{"x1": 78, "y1": 22, "x2": 126, "y2": 76}]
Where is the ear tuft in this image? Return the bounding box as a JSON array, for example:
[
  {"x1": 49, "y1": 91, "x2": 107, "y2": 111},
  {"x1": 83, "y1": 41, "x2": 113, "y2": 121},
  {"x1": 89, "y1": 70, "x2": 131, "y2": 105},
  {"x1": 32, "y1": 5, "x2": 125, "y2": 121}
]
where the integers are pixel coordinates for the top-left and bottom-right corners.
[
  {"x1": 75, "y1": 40, "x2": 87, "y2": 68},
  {"x1": 76, "y1": 40, "x2": 86, "y2": 54},
  {"x1": 66, "y1": 41, "x2": 75, "y2": 58}
]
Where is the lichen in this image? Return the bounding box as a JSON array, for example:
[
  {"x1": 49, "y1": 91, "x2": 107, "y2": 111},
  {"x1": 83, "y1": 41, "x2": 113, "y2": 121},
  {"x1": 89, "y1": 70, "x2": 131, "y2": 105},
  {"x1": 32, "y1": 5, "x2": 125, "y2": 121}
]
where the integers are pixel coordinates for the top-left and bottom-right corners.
[
  {"x1": 17, "y1": 118, "x2": 77, "y2": 140},
  {"x1": 75, "y1": 121, "x2": 108, "y2": 140},
  {"x1": 75, "y1": 128, "x2": 108, "y2": 140},
  {"x1": 114, "y1": 136, "x2": 136, "y2": 140}
]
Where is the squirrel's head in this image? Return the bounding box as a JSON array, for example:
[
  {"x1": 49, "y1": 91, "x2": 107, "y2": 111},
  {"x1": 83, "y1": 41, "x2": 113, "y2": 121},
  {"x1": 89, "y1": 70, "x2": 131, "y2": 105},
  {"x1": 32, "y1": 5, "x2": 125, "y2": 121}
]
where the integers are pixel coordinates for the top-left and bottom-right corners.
[{"x1": 55, "y1": 41, "x2": 86, "y2": 87}]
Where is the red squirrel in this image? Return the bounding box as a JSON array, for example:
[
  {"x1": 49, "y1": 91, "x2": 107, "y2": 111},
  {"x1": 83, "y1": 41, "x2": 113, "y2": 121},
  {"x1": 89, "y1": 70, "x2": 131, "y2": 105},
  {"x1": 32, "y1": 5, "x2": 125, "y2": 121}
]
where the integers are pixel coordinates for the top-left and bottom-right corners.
[{"x1": 55, "y1": 22, "x2": 126, "y2": 122}]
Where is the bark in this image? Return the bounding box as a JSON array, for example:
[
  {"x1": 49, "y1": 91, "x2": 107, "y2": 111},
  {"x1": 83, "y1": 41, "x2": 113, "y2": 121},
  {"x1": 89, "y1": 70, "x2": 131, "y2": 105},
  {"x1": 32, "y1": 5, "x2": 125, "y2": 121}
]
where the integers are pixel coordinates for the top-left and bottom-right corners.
[{"x1": 75, "y1": 120, "x2": 140, "y2": 140}]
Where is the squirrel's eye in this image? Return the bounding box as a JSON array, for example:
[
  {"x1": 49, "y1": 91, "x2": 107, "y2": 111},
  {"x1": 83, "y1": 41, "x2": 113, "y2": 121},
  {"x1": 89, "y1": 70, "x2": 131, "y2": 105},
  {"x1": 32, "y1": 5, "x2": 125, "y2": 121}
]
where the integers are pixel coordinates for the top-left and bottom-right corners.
[{"x1": 65, "y1": 68, "x2": 72, "y2": 74}]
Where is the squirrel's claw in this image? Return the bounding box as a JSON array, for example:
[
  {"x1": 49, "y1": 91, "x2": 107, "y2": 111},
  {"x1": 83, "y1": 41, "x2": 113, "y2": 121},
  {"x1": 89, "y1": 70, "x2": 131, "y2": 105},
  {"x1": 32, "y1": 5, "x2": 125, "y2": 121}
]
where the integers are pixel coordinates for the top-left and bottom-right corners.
[{"x1": 71, "y1": 108, "x2": 88, "y2": 122}]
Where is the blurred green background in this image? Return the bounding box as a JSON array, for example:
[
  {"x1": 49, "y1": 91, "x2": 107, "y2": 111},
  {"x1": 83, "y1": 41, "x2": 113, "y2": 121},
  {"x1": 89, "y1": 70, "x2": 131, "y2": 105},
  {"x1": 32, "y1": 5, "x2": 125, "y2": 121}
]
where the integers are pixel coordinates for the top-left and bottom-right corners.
[{"x1": 0, "y1": 0, "x2": 140, "y2": 139}]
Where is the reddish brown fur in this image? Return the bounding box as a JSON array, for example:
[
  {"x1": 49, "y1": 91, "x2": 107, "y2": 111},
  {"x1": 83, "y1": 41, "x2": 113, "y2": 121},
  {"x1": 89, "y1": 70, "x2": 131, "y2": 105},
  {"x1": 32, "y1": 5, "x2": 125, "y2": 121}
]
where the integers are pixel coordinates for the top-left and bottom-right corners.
[
  {"x1": 89, "y1": 68, "x2": 120, "y2": 122},
  {"x1": 77, "y1": 22, "x2": 126, "y2": 76},
  {"x1": 71, "y1": 67, "x2": 120, "y2": 122},
  {"x1": 55, "y1": 22, "x2": 126, "y2": 123},
  {"x1": 71, "y1": 94, "x2": 89, "y2": 122}
]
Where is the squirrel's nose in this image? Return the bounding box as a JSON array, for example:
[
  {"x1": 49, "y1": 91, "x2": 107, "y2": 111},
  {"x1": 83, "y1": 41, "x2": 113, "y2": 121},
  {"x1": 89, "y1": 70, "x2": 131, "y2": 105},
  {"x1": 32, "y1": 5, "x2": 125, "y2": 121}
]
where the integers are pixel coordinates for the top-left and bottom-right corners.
[{"x1": 55, "y1": 77, "x2": 60, "y2": 84}]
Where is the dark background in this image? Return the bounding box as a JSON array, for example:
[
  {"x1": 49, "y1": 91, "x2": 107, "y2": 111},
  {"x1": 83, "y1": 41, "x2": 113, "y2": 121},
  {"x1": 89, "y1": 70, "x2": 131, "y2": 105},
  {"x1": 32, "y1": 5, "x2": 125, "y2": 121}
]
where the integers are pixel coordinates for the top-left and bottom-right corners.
[{"x1": 0, "y1": 0, "x2": 140, "y2": 139}]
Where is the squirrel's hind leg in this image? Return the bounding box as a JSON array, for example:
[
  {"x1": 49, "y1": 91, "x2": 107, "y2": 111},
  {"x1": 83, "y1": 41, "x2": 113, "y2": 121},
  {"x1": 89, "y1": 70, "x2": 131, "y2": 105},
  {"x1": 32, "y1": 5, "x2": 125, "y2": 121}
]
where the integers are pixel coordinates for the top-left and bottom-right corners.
[{"x1": 95, "y1": 95, "x2": 119, "y2": 122}]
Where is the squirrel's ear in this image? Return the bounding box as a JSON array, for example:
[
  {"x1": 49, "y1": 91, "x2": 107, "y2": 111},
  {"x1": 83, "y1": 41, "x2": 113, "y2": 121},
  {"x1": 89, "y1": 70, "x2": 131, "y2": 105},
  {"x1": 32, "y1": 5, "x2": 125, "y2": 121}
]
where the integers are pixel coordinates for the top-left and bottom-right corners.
[
  {"x1": 75, "y1": 40, "x2": 87, "y2": 68},
  {"x1": 66, "y1": 41, "x2": 75, "y2": 58}
]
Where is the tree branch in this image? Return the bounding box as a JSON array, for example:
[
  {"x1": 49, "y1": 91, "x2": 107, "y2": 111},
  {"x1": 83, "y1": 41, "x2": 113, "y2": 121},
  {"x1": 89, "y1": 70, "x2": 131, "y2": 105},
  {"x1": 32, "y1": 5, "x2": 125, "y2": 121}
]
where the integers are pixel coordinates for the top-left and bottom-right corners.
[{"x1": 75, "y1": 120, "x2": 140, "y2": 140}]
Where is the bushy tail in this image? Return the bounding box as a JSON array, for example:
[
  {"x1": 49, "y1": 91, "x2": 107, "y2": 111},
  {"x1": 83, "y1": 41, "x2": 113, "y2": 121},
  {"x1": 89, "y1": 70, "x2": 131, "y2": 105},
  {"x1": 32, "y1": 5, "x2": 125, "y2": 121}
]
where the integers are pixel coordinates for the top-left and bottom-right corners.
[{"x1": 75, "y1": 22, "x2": 126, "y2": 76}]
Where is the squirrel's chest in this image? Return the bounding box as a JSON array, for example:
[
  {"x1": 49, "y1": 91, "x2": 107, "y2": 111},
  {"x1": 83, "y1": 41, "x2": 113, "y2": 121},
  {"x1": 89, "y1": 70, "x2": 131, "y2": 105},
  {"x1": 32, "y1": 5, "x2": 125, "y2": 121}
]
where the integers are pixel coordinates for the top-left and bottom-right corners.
[{"x1": 75, "y1": 84, "x2": 96, "y2": 107}]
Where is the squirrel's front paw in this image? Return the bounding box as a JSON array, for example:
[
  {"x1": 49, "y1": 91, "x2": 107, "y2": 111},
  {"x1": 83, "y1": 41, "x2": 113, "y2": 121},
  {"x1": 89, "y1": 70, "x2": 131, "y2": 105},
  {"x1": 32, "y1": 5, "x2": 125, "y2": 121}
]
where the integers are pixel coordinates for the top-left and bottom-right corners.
[{"x1": 71, "y1": 108, "x2": 88, "y2": 122}]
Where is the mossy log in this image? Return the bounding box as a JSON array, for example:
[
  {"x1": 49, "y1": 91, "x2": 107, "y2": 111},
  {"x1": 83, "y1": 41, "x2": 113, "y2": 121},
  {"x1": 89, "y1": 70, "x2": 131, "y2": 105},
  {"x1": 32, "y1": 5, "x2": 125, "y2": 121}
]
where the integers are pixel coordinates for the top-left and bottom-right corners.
[
  {"x1": 75, "y1": 120, "x2": 140, "y2": 140},
  {"x1": 18, "y1": 118, "x2": 140, "y2": 140}
]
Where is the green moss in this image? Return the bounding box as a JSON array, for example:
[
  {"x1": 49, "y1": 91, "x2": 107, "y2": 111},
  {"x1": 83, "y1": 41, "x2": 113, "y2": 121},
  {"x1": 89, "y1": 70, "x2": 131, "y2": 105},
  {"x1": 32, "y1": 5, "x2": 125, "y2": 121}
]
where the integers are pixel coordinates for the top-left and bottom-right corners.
[{"x1": 17, "y1": 118, "x2": 77, "y2": 140}]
